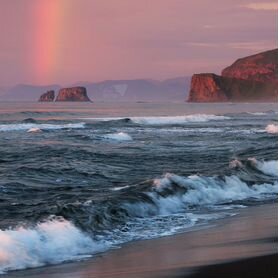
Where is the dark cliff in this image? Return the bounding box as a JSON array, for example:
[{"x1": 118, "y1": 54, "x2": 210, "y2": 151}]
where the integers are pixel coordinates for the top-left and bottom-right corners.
[
  {"x1": 38, "y1": 90, "x2": 55, "y2": 102},
  {"x1": 188, "y1": 49, "x2": 278, "y2": 102},
  {"x1": 55, "y1": 87, "x2": 91, "y2": 102}
]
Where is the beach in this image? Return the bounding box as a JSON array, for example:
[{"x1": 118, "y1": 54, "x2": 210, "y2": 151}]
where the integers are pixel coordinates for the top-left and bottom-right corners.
[
  {"x1": 1, "y1": 1, "x2": 278, "y2": 277},
  {"x1": 3, "y1": 202, "x2": 277, "y2": 278}
]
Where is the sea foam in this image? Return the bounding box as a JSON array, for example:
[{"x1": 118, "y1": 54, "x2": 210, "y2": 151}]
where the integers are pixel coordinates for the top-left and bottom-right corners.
[
  {"x1": 247, "y1": 112, "x2": 267, "y2": 116},
  {"x1": 149, "y1": 173, "x2": 278, "y2": 214},
  {"x1": 265, "y1": 124, "x2": 278, "y2": 134},
  {"x1": 1, "y1": 158, "x2": 277, "y2": 274},
  {"x1": 255, "y1": 160, "x2": 278, "y2": 177},
  {"x1": 229, "y1": 158, "x2": 278, "y2": 177},
  {"x1": 102, "y1": 132, "x2": 133, "y2": 141},
  {"x1": 130, "y1": 115, "x2": 230, "y2": 125},
  {"x1": 83, "y1": 114, "x2": 230, "y2": 125},
  {"x1": 27, "y1": 127, "x2": 42, "y2": 133},
  {"x1": 0, "y1": 123, "x2": 85, "y2": 132},
  {"x1": 0, "y1": 169, "x2": 277, "y2": 273},
  {"x1": 0, "y1": 219, "x2": 107, "y2": 274}
]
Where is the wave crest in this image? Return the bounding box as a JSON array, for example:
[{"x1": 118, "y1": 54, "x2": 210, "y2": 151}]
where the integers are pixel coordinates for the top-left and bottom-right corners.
[
  {"x1": 83, "y1": 114, "x2": 230, "y2": 125},
  {"x1": 0, "y1": 159, "x2": 277, "y2": 274},
  {"x1": 265, "y1": 124, "x2": 278, "y2": 134},
  {"x1": 0, "y1": 123, "x2": 85, "y2": 132},
  {"x1": 130, "y1": 114, "x2": 230, "y2": 125},
  {"x1": 0, "y1": 218, "x2": 106, "y2": 274},
  {"x1": 255, "y1": 159, "x2": 278, "y2": 177},
  {"x1": 151, "y1": 173, "x2": 278, "y2": 209},
  {"x1": 101, "y1": 132, "x2": 133, "y2": 141}
]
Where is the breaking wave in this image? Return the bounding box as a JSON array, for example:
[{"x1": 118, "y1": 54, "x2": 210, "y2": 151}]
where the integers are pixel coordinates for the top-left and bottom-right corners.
[
  {"x1": 247, "y1": 112, "x2": 268, "y2": 116},
  {"x1": 130, "y1": 115, "x2": 230, "y2": 125},
  {"x1": 101, "y1": 132, "x2": 133, "y2": 141},
  {"x1": 151, "y1": 174, "x2": 278, "y2": 210},
  {"x1": 255, "y1": 159, "x2": 278, "y2": 177},
  {"x1": 265, "y1": 124, "x2": 278, "y2": 134},
  {"x1": 83, "y1": 114, "x2": 230, "y2": 125},
  {"x1": 0, "y1": 158, "x2": 277, "y2": 274},
  {"x1": 0, "y1": 123, "x2": 86, "y2": 132},
  {"x1": 230, "y1": 158, "x2": 278, "y2": 178},
  {"x1": 0, "y1": 218, "x2": 107, "y2": 274}
]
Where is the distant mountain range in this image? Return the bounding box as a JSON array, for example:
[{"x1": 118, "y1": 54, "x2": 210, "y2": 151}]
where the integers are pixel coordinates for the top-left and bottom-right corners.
[
  {"x1": 0, "y1": 84, "x2": 61, "y2": 101},
  {"x1": 0, "y1": 77, "x2": 190, "y2": 102}
]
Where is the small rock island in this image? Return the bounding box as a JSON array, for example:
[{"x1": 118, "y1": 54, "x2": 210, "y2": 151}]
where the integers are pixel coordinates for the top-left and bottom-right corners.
[
  {"x1": 38, "y1": 90, "x2": 55, "y2": 102},
  {"x1": 38, "y1": 87, "x2": 92, "y2": 102},
  {"x1": 188, "y1": 48, "x2": 278, "y2": 102},
  {"x1": 56, "y1": 87, "x2": 91, "y2": 102}
]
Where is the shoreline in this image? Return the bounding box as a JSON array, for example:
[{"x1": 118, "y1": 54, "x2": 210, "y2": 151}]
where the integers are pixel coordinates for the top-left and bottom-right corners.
[{"x1": 3, "y1": 202, "x2": 277, "y2": 278}]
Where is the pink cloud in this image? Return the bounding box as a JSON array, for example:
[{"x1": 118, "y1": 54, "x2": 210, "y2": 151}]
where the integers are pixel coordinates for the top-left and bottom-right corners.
[{"x1": 241, "y1": 2, "x2": 278, "y2": 11}]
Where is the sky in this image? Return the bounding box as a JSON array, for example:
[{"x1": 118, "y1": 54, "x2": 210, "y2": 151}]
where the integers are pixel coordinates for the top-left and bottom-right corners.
[{"x1": 0, "y1": 0, "x2": 277, "y2": 86}]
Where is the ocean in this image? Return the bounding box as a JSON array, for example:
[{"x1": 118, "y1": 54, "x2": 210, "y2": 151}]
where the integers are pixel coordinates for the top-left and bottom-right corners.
[{"x1": 0, "y1": 101, "x2": 277, "y2": 274}]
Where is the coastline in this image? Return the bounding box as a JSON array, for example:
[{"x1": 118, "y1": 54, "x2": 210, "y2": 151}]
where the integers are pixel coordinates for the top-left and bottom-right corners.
[{"x1": 3, "y1": 202, "x2": 277, "y2": 278}]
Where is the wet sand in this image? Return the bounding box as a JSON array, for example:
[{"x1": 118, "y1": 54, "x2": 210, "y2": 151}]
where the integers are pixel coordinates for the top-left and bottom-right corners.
[
  {"x1": 186, "y1": 254, "x2": 278, "y2": 278},
  {"x1": 4, "y1": 203, "x2": 277, "y2": 278}
]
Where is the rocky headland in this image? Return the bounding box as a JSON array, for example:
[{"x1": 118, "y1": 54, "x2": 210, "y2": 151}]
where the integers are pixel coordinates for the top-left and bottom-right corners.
[{"x1": 188, "y1": 49, "x2": 278, "y2": 102}]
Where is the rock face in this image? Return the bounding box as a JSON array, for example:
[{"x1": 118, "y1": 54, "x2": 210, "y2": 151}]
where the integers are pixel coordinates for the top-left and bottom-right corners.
[
  {"x1": 55, "y1": 87, "x2": 91, "y2": 102},
  {"x1": 222, "y1": 49, "x2": 278, "y2": 84},
  {"x1": 38, "y1": 90, "x2": 55, "y2": 102},
  {"x1": 188, "y1": 73, "x2": 277, "y2": 102},
  {"x1": 188, "y1": 49, "x2": 278, "y2": 102},
  {"x1": 188, "y1": 74, "x2": 228, "y2": 102}
]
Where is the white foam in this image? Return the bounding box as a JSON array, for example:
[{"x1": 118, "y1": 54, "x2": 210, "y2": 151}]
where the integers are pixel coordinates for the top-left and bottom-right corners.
[
  {"x1": 255, "y1": 160, "x2": 278, "y2": 177},
  {"x1": 27, "y1": 127, "x2": 42, "y2": 133},
  {"x1": 82, "y1": 114, "x2": 230, "y2": 125},
  {"x1": 102, "y1": 132, "x2": 133, "y2": 141},
  {"x1": 0, "y1": 123, "x2": 85, "y2": 132},
  {"x1": 111, "y1": 185, "x2": 131, "y2": 191},
  {"x1": 150, "y1": 173, "x2": 278, "y2": 213},
  {"x1": 265, "y1": 124, "x2": 278, "y2": 134},
  {"x1": 130, "y1": 115, "x2": 230, "y2": 125},
  {"x1": 123, "y1": 170, "x2": 278, "y2": 219},
  {"x1": 1, "y1": 169, "x2": 277, "y2": 274},
  {"x1": 0, "y1": 219, "x2": 107, "y2": 274},
  {"x1": 247, "y1": 112, "x2": 267, "y2": 116}
]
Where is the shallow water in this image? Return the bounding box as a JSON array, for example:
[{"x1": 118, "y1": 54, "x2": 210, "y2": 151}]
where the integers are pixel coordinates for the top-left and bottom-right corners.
[{"x1": 0, "y1": 102, "x2": 277, "y2": 273}]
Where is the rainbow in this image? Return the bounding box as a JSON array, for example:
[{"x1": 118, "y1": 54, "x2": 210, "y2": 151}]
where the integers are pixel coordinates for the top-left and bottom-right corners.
[{"x1": 32, "y1": 0, "x2": 69, "y2": 84}]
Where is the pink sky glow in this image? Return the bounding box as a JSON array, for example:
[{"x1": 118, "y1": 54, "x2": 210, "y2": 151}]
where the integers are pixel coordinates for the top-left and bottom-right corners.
[{"x1": 0, "y1": 0, "x2": 277, "y2": 86}]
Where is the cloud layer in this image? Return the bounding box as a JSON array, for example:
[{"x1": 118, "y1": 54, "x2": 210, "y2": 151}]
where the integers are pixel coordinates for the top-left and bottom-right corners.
[{"x1": 242, "y1": 2, "x2": 278, "y2": 11}]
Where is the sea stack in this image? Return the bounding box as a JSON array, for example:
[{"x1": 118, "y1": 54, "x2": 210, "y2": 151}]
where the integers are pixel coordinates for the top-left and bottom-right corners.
[
  {"x1": 188, "y1": 49, "x2": 278, "y2": 102},
  {"x1": 55, "y1": 87, "x2": 91, "y2": 102},
  {"x1": 38, "y1": 90, "x2": 55, "y2": 102}
]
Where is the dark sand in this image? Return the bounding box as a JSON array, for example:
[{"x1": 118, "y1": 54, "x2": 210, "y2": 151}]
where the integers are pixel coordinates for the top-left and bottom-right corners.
[
  {"x1": 4, "y1": 203, "x2": 277, "y2": 278},
  {"x1": 186, "y1": 254, "x2": 278, "y2": 278}
]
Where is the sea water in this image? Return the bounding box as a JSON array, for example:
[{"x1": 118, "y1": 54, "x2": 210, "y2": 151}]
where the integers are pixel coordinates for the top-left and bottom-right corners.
[{"x1": 0, "y1": 101, "x2": 277, "y2": 273}]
